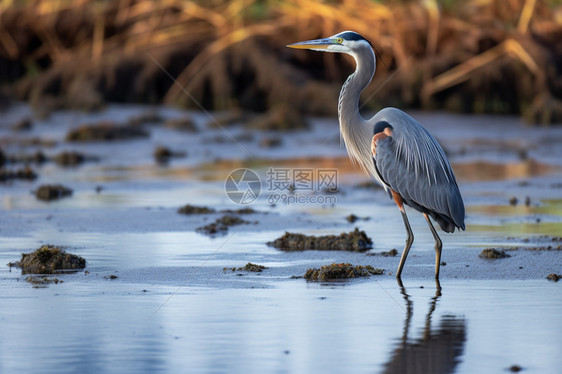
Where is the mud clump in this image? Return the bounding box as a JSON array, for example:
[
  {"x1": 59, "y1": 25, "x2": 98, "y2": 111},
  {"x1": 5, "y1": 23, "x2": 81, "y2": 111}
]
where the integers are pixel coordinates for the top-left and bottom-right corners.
[
  {"x1": 546, "y1": 274, "x2": 561, "y2": 282},
  {"x1": 52, "y1": 151, "x2": 97, "y2": 166},
  {"x1": 267, "y1": 228, "x2": 373, "y2": 252},
  {"x1": 304, "y1": 263, "x2": 384, "y2": 281},
  {"x1": 35, "y1": 184, "x2": 73, "y2": 201},
  {"x1": 224, "y1": 262, "x2": 269, "y2": 272},
  {"x1": 0, "y1": 166, "x2": 37, "y2": 182},
  {"x1": 177, "y1": 204, "x2": 216, "y2": 214},
  {"x1": 479, "y1": 248, "x2": 511, "y2": 259},
  {"x1": 196, "y1": 215, "x2": 250, "y2": 235},
  {"x1": 25, "y1": 276, "x2": 62, "y2": 286},
  {"x1": 153, "y1": 146, "x2": 186, "y2": 164},
  {"x1": 525, "y1": 245, "x2": 562, "y2": 251},
  {"x1": 66, "y1": 122, "x2": 148, "y2": 142},
  {"x1": 12, "y1": 245, "x2": 86, "y2": 274},
  {"x1": 346, "y1": 214, "x2": 369, "y2": 223},
  {"x1": 367, "y1": 249, "x2": 398, "y2": 257},
  {"x1": 216, "y1": 215, "x2": 249, "y2": 226}
]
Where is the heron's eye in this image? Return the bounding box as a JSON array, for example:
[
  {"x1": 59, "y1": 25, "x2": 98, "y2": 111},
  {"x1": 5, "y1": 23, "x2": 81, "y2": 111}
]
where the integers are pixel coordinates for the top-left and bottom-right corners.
[{"x1": 336, "y1": 38, "x2": 343, "y2": 44}]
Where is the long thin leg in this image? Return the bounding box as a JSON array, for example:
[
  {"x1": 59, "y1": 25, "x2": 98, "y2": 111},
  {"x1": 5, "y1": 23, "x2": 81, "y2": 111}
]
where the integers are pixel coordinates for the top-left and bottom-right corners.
[
  {"x1": 423, "y1": 213, "x2": 443, "y2": 279},
  {"x1": 392, "y1": 190, "x2": 414, "y2": 279}
]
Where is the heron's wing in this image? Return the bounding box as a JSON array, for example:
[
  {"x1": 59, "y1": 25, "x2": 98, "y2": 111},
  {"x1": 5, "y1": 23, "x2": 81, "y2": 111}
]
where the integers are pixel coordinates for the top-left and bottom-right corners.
[{"x1": 374, "y1": 127, "x2": 465, "y2": 230}]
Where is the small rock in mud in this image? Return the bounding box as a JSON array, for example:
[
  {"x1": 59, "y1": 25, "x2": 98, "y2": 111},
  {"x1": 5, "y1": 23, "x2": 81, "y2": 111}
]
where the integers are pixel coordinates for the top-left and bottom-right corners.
[
  {"x1": 52, "y1": 151, "x2": 97, "y2": 166},
  {"x1": 165, "y1": 117, "x2": 198, "y2": 132},
  {"x1": 479, "y1": 248, "x2": 511, "y2": 259},
  {"x1": 367, "y1": 248, "x2": 398, "y2": 257},
  {"x1": 35, "y1": 184, "x2": 73, "y2": 201},
  {"x1": 66, "y1": 122, "x2": 148, "y2": 142},
  {"x1": 153, "y1": 146, "x2": 186, "y2": 164},
  {"x1": 267, "y1": 228, "x2": 373, "y2": 252},
  {"x1": 346, "y1": 214, "x2": 369, "y2": 223},
  {"x1": 11, "y1": 117, "x2": 33, "y2": 132},
  {"x1": 546, "y1": 273, "x2": 561, "y2": 282},
  {"x1": 0, "y1": 166, "x2": 37, "y2": 181},
  {"x1": 178, "y1": 204, "x2": 216, "y2": 214},
  {"x1": 12, "y1": 245, "x2": 86, "y2": 274},
  {"x1": 25, "y1": 276, "x2": 62, "y2": 285},
  {"x1": 196, "y1": 215, "x2": 250, "y2": 235},
  {"x1": 304, "y1": 263, "x2": 383, "y2": 281},
  {"x1": 224, "y1": 262, "x2": 269, "y2": 272},
  {"x1": 246, "y1": 104, "x2": 309, "y2": 131},
  {"x1": 509, "y1": 196, "x2": 518, "y2": 206}
]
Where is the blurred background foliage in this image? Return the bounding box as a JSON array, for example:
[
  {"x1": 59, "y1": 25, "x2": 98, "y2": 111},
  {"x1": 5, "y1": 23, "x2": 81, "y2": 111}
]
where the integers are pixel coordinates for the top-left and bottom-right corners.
[{"x1": 1, "y1": 0, "x2": 562, "y2": 123}]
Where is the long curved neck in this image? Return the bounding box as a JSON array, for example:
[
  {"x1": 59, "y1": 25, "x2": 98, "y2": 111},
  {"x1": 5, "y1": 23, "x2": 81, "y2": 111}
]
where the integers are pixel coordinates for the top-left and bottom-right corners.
[
  {"x1": 337, "y1": 46, "x2": 377, "y2": 176},
  {"x1": 338, "y1": 46, "x2": 375, "y2": 130}
]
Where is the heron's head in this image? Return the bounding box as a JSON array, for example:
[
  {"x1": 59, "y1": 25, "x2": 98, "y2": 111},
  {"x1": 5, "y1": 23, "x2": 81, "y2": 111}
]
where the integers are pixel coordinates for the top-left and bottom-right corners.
[{"x1": 287, "y1": 31, "x2": 372, "y2": 55}]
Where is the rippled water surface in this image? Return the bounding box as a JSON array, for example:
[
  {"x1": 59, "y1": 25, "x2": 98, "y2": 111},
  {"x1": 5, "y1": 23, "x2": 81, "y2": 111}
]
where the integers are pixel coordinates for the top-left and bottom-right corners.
[{"x1": 1, "y1": 104, "x2": 561, "y2": 373}]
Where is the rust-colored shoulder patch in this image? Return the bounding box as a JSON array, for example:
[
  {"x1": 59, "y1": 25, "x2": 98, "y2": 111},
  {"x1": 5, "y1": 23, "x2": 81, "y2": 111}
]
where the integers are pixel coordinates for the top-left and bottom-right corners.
[{"x1": 371, "y1": 127, "x2": 393, "y2": 156}]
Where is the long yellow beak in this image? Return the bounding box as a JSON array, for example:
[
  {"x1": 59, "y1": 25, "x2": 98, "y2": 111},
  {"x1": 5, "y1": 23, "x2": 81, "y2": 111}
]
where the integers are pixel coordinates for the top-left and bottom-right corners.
[{"x1": 287, "y1": 38, "x2": 333, "y2": 50}]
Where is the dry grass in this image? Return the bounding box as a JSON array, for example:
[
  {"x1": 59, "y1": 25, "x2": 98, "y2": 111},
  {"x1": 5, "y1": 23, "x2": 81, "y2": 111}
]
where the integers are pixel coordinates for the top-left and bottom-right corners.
[{"x1": 1, "y1": 0, "x2": 561, "y2": 123}]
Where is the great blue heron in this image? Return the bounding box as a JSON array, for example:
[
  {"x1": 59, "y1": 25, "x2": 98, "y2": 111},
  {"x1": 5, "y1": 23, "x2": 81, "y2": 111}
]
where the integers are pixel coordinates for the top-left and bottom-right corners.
[{"x1": 288, "y1": 31, "x2": 465, "y2": 279}]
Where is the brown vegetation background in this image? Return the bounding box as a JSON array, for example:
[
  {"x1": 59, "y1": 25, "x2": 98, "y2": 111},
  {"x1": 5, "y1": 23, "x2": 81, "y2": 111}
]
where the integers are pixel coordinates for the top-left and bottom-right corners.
[{"x1": 1, "y1": 0, "x2": 561, "y2": 123}]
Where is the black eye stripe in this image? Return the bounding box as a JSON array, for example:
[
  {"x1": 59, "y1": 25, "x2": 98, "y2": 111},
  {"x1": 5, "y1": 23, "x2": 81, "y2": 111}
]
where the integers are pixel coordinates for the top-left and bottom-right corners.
[{"x1": 339, "y1": 32, "x2": 367, "y2": 42}]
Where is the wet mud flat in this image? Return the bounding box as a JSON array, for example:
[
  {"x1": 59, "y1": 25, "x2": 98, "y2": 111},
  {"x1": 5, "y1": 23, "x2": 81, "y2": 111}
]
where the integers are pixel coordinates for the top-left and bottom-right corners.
[{"x1": 0, "y1": 104, "x2": 561, "y2": 373}]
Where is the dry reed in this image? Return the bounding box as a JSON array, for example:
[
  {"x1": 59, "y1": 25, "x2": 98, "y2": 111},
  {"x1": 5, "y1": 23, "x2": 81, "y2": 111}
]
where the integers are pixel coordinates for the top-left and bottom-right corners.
[{"x1": 0, "y1": 0, "x2": 561, "y2": 123}]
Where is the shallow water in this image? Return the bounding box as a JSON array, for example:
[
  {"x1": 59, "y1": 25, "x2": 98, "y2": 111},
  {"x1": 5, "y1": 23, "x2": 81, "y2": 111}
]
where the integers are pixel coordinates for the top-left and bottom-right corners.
[
  {"x1": 0, "y1": 104, "x2": 561, "y2": 373},
  {"x1": 0, "y1": 279, "x2": 560, "y2": 374}
]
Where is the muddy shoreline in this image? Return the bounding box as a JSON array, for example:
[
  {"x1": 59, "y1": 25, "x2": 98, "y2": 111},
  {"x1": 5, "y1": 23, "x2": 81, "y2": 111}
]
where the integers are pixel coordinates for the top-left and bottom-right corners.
[{"x1": 0, "y1": 103, "x2": 561, "y2": 373}]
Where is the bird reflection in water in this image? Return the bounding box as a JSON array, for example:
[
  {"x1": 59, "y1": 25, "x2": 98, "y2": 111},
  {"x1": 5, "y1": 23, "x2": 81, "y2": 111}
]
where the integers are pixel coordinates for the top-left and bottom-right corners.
[{"x1": 382, "y1": 281, "x2": 466, "y2": 374}]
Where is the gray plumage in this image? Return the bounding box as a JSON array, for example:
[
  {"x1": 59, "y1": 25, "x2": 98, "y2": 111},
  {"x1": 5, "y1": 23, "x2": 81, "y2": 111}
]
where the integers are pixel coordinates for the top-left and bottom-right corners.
[
  {"x1": 288, "y1": 31, "x2": 465, "y2": 279},
  {"x1": 372, "y1": 108, "x2": 465, "y2": 233}
]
